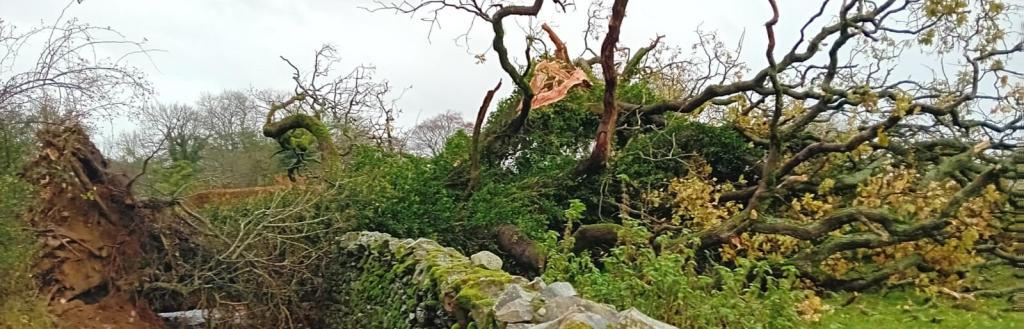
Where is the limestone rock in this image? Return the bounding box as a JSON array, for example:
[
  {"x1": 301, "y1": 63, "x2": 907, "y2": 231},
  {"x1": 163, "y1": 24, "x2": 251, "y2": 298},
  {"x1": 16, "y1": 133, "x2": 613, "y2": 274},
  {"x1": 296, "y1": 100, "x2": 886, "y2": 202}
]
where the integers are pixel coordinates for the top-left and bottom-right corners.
[
  {"x1": 560, "y1": 312, "x2": 610, "y2": 329},
  {"x1": 157, "y1": 309, "x2": 210, "y2": 326},
  {"x1": 495, "y1": 284, "x2": 536, "y2": 309},
  {"x1": 540, "y1": 282, "x2": 577, "y2": 299},
  {"x1": 579, "y1": 299, "x2": 619, "y2": 323},
  {"x1": 495, "y1": 297, "x2": 535, "y2": 323},
  {"x1": 615, "y1": 308, "x2": 677, "y2": 329},
  {"x1": 527, "y1": 276, "x2": 547, "y2": 291},
  {"x1": 337, "y1": 231, "x2": 392, "y2": 248},
  {"x1": 470, "y1": 251, "x2": 503, "y2": 270},
  {"x1": 529, "y1": 310, "x2": 609, "y2": 329},
  {"x1": 537, "y1": 296, "x2": 618, "y2": 323},
  {"x1": 537, "y1": 296, "x2": 581, "y2": 322}
]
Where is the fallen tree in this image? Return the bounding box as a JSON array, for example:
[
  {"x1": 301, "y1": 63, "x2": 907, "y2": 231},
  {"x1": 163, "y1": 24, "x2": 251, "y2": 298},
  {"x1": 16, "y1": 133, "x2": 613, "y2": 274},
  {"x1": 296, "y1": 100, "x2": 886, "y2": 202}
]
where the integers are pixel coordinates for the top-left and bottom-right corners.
[{"x1": 369, "y1": 0, "x2": 1024, "y2": 291}]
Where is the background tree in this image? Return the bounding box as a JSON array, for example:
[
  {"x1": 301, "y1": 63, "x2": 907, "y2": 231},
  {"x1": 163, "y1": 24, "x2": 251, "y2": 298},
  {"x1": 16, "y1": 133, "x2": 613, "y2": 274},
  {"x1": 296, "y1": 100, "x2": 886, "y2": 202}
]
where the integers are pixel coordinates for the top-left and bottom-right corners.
[
  {"x1": 138, "y1": 103, "x2": 206, "y2": 163},
  {"x1": 403, "y1": 110, "x2": 473, "y2": 156},
  {"x1": 195, "y1": 89, "x2": 285, "y2": 187},
  {"x1": 197, "y1": 90, "x2": 265, "y2": 151}
]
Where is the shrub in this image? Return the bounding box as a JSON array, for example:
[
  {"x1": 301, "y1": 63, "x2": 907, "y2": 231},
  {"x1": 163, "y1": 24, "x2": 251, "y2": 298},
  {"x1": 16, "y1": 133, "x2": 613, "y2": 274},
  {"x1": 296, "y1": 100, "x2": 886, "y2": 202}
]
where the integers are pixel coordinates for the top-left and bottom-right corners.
[
  {"x1": 338, "y1": 131, "x2": 560, "y2": 252},
  {"x1": 340, "y1": 141, "x2": 462, "y2": 243},
  {"x1": 543, "y1": 221, "x2": 805, "y2": 329},
  {"x1": 151, "y1": 159, "x2": 199, "y2": 197}
]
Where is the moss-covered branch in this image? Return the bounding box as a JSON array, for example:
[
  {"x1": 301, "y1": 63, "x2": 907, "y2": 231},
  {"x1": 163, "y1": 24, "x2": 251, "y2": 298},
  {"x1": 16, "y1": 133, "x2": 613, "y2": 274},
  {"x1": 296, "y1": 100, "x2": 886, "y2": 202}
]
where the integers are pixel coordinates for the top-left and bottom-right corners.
[
  {"x1": 262, "y1": 93, "x2": 337, "y2": 180},
  {"x1": 620, "y1": 35, "x2": 662, "y2": 82},
  {"x1": 497, "y1": 224, "x2": 547, "y2": 276},
  {"x1": 750, "y1": 207, "x2": 899, "y2": 241}
]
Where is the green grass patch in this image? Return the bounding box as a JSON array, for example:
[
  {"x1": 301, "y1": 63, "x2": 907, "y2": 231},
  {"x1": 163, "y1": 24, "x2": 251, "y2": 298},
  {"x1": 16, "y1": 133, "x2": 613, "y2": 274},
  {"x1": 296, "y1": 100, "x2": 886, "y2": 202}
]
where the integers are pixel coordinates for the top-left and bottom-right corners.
[
  {"x1": 0, "y1": 175, "x2": 53, "y2": 328},
  {"x1": 814, "y1": 290, "x2": 1022, "y2": 329}
]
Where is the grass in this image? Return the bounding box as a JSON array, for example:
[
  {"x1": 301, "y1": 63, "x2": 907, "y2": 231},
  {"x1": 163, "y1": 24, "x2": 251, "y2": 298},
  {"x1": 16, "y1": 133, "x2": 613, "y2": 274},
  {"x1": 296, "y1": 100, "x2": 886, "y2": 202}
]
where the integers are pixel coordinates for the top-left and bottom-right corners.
[
  {"x1": 813, "y1": 289, "x2": 1023, "y2": 329},
  {"x1": 0, "y1": 176, "x2": 53, "y2": 329}
]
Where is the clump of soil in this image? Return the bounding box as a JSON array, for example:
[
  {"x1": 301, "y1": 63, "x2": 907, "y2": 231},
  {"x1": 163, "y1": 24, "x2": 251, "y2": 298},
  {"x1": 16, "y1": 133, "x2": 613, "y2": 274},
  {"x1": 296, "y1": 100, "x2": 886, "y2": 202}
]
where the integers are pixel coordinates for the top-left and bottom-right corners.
[{"x1": 22, "y1": 125, "x2": 165, "y2": 329}]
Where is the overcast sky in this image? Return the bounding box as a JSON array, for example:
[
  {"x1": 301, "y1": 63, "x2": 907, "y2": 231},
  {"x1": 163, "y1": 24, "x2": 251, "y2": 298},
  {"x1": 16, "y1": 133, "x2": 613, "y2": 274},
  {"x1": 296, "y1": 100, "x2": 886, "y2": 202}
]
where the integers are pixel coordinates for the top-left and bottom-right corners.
[{"x1": 2, "y1": 0, "x2": 827, "y2": 130}]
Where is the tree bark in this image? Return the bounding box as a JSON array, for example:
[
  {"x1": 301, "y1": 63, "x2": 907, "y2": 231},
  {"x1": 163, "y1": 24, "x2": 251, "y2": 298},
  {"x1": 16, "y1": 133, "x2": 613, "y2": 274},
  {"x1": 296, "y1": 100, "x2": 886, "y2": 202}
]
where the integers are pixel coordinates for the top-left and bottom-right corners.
[
  {"x1": 576, "y1": 0, "x2": 629, "y2": 176},
  {"x1": 469, "y1": 81, "x2": 502, "y2": 192}
]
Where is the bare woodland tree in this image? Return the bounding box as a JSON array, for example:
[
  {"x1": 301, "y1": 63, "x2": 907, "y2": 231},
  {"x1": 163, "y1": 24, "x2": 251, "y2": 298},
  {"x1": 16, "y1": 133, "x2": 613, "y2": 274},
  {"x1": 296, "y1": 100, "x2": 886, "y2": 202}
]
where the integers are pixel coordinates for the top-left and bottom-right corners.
[
  {"x1": 377, "y1": 0, "x2": 1024, "y2": 287},
  {"x1": 197, "y1": 90, "x2": 265, "y2": 151},
  {"x1": 112, "y1": 129, "x2": 163, "y2": 162},
  {"x1": 0, "y1": 5, "x2": 151, "y2": 122},
  {"x1": 404, "y1": 110, "x2": 474, "y2": 156},
  {"x1": 137, "y1": 103, "x2": 206, "y2": 163}
]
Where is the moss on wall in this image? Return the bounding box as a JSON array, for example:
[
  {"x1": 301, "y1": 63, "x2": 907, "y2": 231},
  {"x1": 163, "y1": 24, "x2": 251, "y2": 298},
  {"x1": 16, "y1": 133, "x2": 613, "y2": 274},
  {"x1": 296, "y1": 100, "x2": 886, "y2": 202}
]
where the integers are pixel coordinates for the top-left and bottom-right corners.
[
  {"x1": 322, "y1": 232, "x2": 677, "y2": 329},
  {"x1": 323, "y1": 232, "x2": 525, "y2": 329}
]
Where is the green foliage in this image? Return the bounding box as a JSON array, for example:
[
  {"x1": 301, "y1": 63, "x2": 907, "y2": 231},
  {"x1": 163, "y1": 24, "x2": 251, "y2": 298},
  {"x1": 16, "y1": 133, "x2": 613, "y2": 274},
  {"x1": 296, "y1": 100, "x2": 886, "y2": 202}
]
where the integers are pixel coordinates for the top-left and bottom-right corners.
[
  {"x1": 279, "y1": 128, "x2": 319, "y2": 153},
  {"x1": 466, "y1": 180, "x2": 554, "y2": 243},
  {"x1": 614, "y1": 116, "x2": 758, "y2": 186},
  {"x1": 151, "y1": 160, "x2": 198, "y2": 197},
  {"x1": 338, "y1": 131, "x2": 556, "y2": 251},
  {"x1": 484, "y1": 86, "x2": 602, "y2": 174},
  {"x1": 563, "y1": 199, "x2": 586, "y2": 224},
  {"x1": 342, "y1": 143, "x2": 461, "y2": 241},
  {"x1": 0, "y1": 175, "x2": 32, "y2": 290},
  {"x1": 0, "y1": 176, "x2": 30, "y2": 266},
  {"x1": 0, "y1": 119, "x2": 33, "y2": 175},
  {"x1": 167, "y1": 134, "x2": 206, "y2": 163},
  {"x1": 485, "y1": 81, "x2": 663, "y2": 175},
  {"x1": 617, "y1": 81, "x2": 666, "y2": 105},
  {"x1": 0, "y1": 173, "x2": 52, "y2": 328},
  {"x1": 544, "y1": 221, "x2": 804, "y2": 329},
  {"x1": 274, "y1": 127, "x2": 323, "y2": 172},
  {"x1": 330, "y1": 78, "x2": 760, "y2": 256}
]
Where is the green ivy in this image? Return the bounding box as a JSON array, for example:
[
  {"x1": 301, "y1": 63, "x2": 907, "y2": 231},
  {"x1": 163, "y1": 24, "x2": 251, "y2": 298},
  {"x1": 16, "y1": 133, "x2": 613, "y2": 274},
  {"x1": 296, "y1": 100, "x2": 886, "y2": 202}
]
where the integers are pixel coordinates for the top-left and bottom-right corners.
[{"x1": 614, "y1": 116, "x2": 759, "y2": 187}]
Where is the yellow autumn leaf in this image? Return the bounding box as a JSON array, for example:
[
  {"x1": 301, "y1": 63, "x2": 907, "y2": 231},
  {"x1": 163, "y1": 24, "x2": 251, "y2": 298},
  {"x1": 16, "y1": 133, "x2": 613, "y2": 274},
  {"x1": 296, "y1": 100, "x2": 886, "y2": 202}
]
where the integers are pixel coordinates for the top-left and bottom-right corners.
[{"x1": 876, "y1": 128, "x2": 890, "y2": 147}]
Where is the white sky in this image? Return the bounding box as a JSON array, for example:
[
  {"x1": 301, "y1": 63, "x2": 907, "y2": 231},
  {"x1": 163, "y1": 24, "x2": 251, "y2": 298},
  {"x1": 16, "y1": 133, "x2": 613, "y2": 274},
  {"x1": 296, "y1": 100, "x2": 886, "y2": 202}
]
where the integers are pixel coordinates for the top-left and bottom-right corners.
[{"x1": 1, "y1": 0, "x2": 817, "y2": 130}]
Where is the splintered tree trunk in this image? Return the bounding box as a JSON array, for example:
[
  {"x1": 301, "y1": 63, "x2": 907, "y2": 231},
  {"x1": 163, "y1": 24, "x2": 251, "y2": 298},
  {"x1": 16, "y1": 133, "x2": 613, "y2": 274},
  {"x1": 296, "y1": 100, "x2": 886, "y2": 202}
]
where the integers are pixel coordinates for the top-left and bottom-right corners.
[
  {"x1": 469, "y1": 81, "x2": 502, "y2": 192},
  {"x1": 577, "y1": 0, "x2": 629, "y2": 175},
  {"x1": 23, "y1": 124, "x2": 165, "y2": 329}
]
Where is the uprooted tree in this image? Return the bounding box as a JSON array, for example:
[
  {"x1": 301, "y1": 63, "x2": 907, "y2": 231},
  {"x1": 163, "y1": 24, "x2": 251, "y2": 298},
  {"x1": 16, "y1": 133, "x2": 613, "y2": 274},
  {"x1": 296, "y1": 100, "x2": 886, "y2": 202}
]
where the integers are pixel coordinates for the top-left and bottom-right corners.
[
  {"x1": 0, "y1": 10, "x2": 164, "y2": 329},
  {"x1": 23, "y1": 125, "x2": 167, "y2": 329},
  {"x1": 374, "y1": 0, "x2": 1023, "y2": 289}
]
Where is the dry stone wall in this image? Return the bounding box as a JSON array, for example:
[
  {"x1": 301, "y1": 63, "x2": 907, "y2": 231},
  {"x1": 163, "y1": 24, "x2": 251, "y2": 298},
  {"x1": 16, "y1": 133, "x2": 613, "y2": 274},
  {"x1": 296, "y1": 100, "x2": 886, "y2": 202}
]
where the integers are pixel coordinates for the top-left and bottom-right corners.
[{"x1": 323, "y1": 231, "x2": 676, "y2": 329}]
